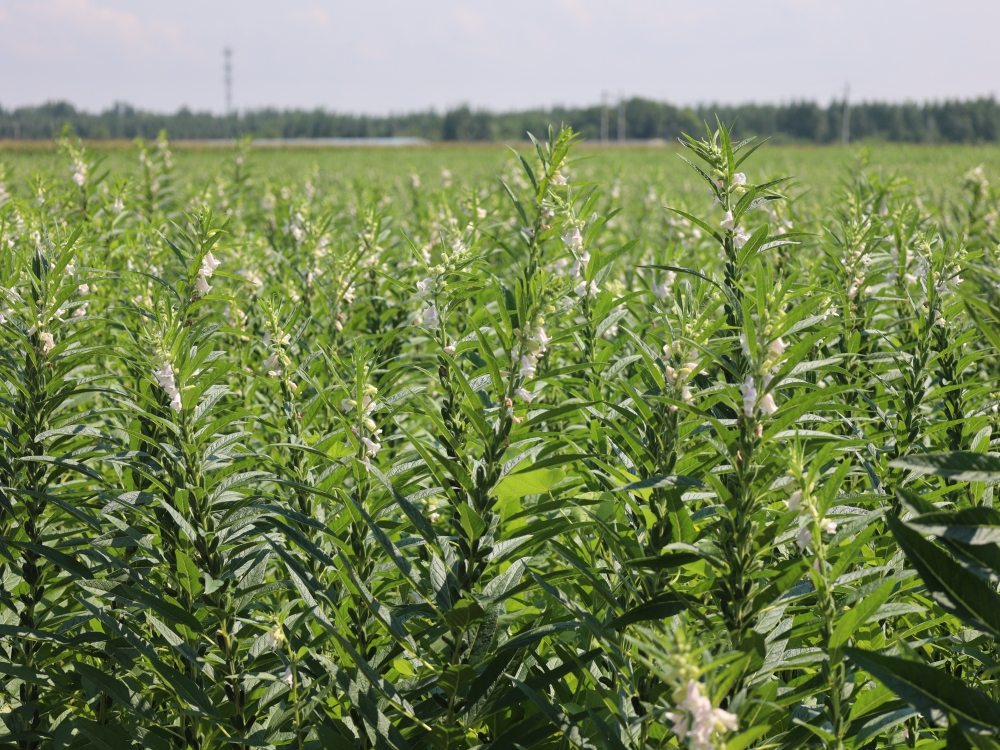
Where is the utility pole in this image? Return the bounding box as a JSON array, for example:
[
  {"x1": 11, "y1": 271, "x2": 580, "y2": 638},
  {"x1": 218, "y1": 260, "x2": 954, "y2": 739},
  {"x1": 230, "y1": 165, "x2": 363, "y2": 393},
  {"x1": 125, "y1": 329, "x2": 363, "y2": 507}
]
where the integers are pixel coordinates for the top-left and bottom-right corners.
[
  {"x1": 601, "y1": 91, "x2": 609, "y2": 145},
  {"x1": 224, "y1": 47, "x2": 233, "y2": 116},
  {"x1": 617, "y1": 92, "x2": 626, "y2": 144},
  {"x1": 841, "y1": 82, "x2": 850, "y2": 146}
]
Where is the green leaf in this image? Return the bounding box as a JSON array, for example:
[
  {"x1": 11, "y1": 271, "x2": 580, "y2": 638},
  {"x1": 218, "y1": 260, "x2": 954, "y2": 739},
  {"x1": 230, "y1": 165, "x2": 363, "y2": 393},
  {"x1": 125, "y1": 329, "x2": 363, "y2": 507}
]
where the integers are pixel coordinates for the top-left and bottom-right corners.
[
  {"x1": 909, "y1": 506, "x2": 1000, "y2": 545},
  {"x1": 611, "y1": 474, "x2": 703, "y2": 493},
  {"x1": 438, "y1": 664, "x2": 477, "y2": 699},
  {"x1": 829, "y1": 580, "x2": 894, "y2": 650},
  {"x1": 845, "y1": 648, "x2": 1000, "y2": 732},
  {"x1": 444, "y1": 598, "x2": 485, "y2": 631},
  {"x1": 854, "y1": 708, "x2": 918, "y2": 747},
  {"x1": 726, "y1": 726, "x2": 771, "y2": 750},
  {"x1": 75, "y1": 663, "x2": 153, "y2": 719},
  {"x1": 499, "y1": 621, "x2": 581, "y2": 651},
  {"x1": 494, "y1": 467, "x2": 564, "y2": 501},
  {"x1": 607, "y1": 594, "x2": 685, "y2": 629},
  {"x1": 890, "y1": 451, "x2": 1000, "y2": 482},
  {"x1": 457, "y1": 502, "x2": 486, "y2": 541},
  {"x1": 393, "y1": 658, "x2": 415, "y2": 678},
  {"x1": 887, "y1": 514, "x2": 1000, "y2": 638},
  {"x1": 848, "y1": 681, "x2": 896, "y2": 721},
  {"x1": 625, "y1": 552, "x2": 701, "y2": 570},
  {"x1": 175, "y1": 548, "x2": 202, "y2": 598}
]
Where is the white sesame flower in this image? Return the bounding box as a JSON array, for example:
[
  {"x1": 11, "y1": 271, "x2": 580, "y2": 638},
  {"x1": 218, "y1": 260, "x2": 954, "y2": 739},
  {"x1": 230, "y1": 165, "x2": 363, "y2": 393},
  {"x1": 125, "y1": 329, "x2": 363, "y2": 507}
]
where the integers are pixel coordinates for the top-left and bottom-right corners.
[
  {"x1": 796, "y1": 525, "x2": 812, "y2": 551},
  {"x1": 534, "y1": 327, "x2": 551, "y2": 352},
  {"x1": 200, "y1": 252, "x2": 221, "y2": 278},
  {"x1": 282, "y1": 666, "x2": 293, "y2": 687},
  {"x1": 819, "y1": 517, "x2": 838, "y2": 534},
  {"x1": 194, "y1": 275, "x2": 211, "y2": 296},
  {"x1": 77, "y1": 284, "x2": 89, "y2": 296},
  {"x1": 65, "y1": 263, "x2": 76, "y2": 275},
  {"x1": 429, "y1": 512, "x2": 441, "y2": 523},
  {"x1": 760, "y1": 392, "x2": 778, "y2": 416},
  {"x1": 515, "y1": 387, "x2": 533, "y2": 404},
  {"x1": 344, "y1": 285, "x2": 356, "y2": 304},
  {"x1": 563, "y1": 226, "x2": 583, "y2": 251},
  {"x1": 665, "y1": 680, "x2": 738, "y2": 750},
  {"x1": 732, "y1": 173, "x2": 746, "y2": 187},
  {"x1": 444, "y1": 344, "x2": 456, "y2": 355},
  {"x1": 154, "y1": 362, "x2": 182, "y2": 411},
  {"x1": 477, "y1": 206, "x2": 487, "y2": 220},
  {"x1": 653, "y1": 271, "x2": 676, "y2": 300},
  {"x1": 39, "y1": 331, "x2": 55, "y2": 355},
  {"x1": 739, "y1": 332, "x2": 750, "y2": 356},
  {"x1": 267, "y1": 627, "x2": 285, "y2": 650},
  {"x1": 734, "y1": 228, "x2": 750, "y2": 248},
  {"x1": 415, "y1": 277, "x2": 433, "y2": 296},
  {"x1": 520, "y1": 354, "x2": 537, "y2": 378},
  {"x1": 72, "y1": 160, "x2": 87, "y2": 187},
  {"x1": 361, "y1": 437, "x2": 381, "y2": 457},
  {"x1": 787, "y1": 491, "x2": 803, "y2": 511},
  {"x1": 423, "y1": 304, "x2": 439, "y2": 327},
  {"x1": 570, "y1": 250, "x2": 591, "y2": 279},
  {"x1": 720, "y1": 211, "x2": 735, "y2": 231},
  {"x1": 72, "y1": 302, "x2": 88, "y2": 318},
  {"x1": 739, "y1": 375, "x2": 757, "y2": 418},
  {"x1": 550, "y1": 172, "x2": 567, "y2": 186},
  {"x1": 681, "y1": 386, "x2": 693, "y2": 403},
  {"x1": 768, "y1": 337, "x2": 786, "y2": 356}
]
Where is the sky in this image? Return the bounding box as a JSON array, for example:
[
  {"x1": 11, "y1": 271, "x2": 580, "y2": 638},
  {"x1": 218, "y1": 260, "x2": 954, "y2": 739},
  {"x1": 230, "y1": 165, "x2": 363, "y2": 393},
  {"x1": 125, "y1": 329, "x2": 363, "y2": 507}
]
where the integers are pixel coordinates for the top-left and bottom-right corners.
[{"x1": 1, "y1": 0, "x2": 997, "y2": 115}]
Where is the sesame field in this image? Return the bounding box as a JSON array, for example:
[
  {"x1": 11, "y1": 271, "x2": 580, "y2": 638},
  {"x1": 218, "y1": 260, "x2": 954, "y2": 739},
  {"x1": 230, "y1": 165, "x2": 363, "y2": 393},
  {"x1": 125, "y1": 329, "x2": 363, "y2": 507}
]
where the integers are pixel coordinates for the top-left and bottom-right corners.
[{"x1": 3, "y1": 128, "x2": 1000, "y2": 749}]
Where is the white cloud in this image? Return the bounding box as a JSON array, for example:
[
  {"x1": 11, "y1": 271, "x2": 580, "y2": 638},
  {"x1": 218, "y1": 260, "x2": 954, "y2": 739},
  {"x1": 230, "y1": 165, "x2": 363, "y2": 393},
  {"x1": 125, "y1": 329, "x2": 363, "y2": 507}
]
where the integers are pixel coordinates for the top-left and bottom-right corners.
[
  {"x1": 16, "y1": 0, "x2": 180, "y2": 47},
  {"x1": 292, "y1": 7, "x2": 329, "y2": 27}
]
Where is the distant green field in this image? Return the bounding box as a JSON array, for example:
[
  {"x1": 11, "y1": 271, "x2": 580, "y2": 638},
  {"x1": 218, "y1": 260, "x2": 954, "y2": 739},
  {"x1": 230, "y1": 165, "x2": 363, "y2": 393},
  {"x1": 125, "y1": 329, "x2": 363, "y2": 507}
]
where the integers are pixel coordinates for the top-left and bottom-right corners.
[{"x1": 3, "y1": 141, "x2": 999, "y2": 206}]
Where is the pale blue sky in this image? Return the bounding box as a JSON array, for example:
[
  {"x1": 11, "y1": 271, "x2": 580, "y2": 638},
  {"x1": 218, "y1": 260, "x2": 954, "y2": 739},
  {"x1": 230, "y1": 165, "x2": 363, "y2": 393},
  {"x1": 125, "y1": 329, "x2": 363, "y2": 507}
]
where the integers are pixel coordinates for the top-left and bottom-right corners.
[{"x1": 1, "y1": 0, "x2": 997, "y2": 114}]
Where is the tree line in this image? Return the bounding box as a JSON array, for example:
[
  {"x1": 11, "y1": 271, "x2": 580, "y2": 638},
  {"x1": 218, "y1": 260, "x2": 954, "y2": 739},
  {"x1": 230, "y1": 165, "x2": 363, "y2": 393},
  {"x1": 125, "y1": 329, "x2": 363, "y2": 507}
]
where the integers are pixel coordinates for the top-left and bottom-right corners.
[{"x1": 1, "y1": 97, "x2": 998, "y2": 143}]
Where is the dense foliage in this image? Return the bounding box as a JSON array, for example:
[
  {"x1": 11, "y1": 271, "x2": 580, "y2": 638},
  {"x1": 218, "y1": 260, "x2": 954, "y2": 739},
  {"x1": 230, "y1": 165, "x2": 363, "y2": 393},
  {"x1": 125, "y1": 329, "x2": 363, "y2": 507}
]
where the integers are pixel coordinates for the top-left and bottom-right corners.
[
  {"x1": 3, "y1": 97, "x2": 1000, "y2": 144},
  {"x1": 2, "y1": 125, "x2": 1000, "y2": 750}
]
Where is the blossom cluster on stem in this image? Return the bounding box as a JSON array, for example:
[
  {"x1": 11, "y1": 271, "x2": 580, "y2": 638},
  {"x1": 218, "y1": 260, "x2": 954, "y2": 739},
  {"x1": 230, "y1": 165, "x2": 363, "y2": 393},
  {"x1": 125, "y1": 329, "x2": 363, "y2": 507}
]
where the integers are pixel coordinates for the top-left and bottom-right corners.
[
  {"x1": 510, "y1": 323, "x2": 550, "y2": 421},
  {"x1": 786, "y1": 489, "x2": 838, "y2": 552},
  {"x1": 154, "y1": 361, "x2": 183, "y2": 411},
  {"x1": 662, "y1": 350, "x2": 698, "y2": 407},
  {"x1": 665, "y1": 680, "x2": 738, "y2": 750},
  {"x1": 194, "y1": 252, "x2": 221, "y2": 296},
  {"x1": 344, "y1": 385, "x2": 381, "y2": 462}
]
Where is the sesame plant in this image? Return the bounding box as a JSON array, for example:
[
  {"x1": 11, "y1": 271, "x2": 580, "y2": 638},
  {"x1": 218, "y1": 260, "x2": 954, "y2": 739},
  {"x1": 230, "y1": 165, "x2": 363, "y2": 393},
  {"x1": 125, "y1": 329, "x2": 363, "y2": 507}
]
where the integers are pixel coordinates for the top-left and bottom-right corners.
[{"x1": 1, "y1": 125, "x2": 1000, "y2": 750}]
